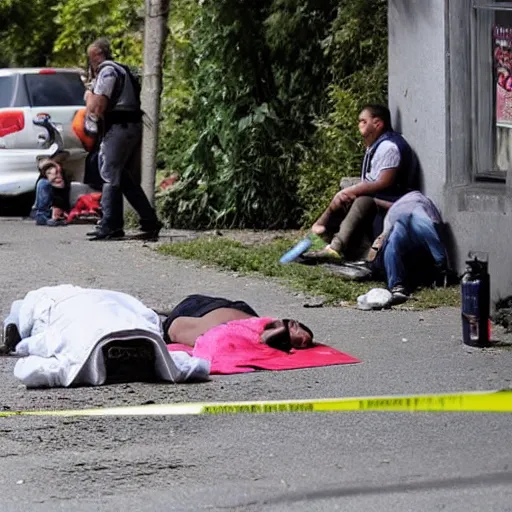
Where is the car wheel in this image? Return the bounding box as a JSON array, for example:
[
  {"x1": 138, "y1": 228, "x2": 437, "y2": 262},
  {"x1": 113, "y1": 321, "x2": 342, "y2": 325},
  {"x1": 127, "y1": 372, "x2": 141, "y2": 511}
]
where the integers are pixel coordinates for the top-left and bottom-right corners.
[{"x1": 0, "y1": 191, "x2": 36, "y2": 217}]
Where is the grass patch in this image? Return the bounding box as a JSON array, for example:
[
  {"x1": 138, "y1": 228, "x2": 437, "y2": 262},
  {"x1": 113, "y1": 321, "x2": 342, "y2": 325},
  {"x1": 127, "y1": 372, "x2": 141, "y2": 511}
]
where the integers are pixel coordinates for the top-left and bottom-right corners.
[
  {"x1": 124, "y1": 208, "x2": 139, "y2": 229},
  {"x1": 158, "y1": 237, "x2": 460, "y2": 309}
]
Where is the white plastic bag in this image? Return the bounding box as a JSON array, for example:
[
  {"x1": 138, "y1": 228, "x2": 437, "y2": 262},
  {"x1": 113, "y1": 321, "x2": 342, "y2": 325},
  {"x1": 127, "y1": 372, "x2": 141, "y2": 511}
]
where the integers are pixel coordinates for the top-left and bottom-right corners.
[{"x1": 357, "y1": 288, "x2": 392, "y2": 310}]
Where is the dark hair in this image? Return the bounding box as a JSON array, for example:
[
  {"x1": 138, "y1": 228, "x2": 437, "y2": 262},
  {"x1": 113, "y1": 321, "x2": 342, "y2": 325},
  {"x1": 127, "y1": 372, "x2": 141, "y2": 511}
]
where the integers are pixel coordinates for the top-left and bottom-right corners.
[
  {"x1": 38, "y1": 159, "x2": 57, "y2": 178},
  {"x1": 262, "y1": 319, "x2": 314, "y2": 352},
  {"x1": 361, "y1": 104, "x2": 393, "y2": 132},
  {"x1": 90, "y1": 38, "x2": 113, "y2": 60},
  {"x1": 283, "y1": 319, "x2": 313, "y2": 339}
]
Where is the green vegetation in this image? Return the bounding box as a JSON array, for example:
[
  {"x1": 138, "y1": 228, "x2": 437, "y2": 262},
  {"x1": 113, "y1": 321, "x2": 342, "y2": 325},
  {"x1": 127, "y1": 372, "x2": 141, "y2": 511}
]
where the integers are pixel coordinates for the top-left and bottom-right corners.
[
  {"x1": 1, "y1": 2, "x2": 461, "y2": 310},
  {"x1": 156, "y1": 0, "x2": 389, "y2": 228},
  {"x1": 158, "y1": 237, "x2": 461, "y2": 309},
  {"x1": 0, "y1": 0, "x2": 144, "y2": 69},
  {"x1": 0, "y1": 0, "x2": 388, "y2": 230}
]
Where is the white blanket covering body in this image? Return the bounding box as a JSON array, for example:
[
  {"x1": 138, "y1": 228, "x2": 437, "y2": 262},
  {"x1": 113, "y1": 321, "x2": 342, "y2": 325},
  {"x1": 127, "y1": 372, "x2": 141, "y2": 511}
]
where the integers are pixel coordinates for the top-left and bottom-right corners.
[{"x1": 12, "y1": 285, "x2": 209, "y2": 388}]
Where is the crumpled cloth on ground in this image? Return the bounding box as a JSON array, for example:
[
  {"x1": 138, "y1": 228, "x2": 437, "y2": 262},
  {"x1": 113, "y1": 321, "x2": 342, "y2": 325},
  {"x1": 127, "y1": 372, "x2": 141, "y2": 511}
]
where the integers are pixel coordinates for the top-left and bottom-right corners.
[
  {"x1": 167, "y1": 316, "x2": 360, "y2": 374},
  {"x1": 6, "y1": 285, "x2": 209, "y2": 388},
  {"x1": 357, "y1": 288, "x2": 392, "y2": 310},
  {"x1": 66, "y1": 192, "x2": 102, "y2": 224}
]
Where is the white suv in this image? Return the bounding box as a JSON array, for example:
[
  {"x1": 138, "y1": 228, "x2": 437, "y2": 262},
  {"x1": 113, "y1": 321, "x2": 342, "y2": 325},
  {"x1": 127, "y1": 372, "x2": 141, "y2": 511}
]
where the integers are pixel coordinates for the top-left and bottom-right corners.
[{"x1": 0, "y1": 68, "x2": 88, "y2": 200}]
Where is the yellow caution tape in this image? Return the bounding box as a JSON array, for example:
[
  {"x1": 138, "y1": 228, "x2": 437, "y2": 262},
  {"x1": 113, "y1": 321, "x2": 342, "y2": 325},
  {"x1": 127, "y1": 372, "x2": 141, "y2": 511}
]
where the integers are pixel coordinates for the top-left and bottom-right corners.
[{"x1": 1, "y1": 389, "x2": 511, "y2": 418}]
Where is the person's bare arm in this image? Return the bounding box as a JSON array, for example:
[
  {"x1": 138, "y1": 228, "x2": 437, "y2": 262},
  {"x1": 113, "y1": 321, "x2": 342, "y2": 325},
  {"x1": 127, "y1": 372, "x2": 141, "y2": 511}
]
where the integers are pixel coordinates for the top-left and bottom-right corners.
[
  {"x1": 366, "y1": 231, "x2": 387, "y2": 262},
  {"x1": 311, "y1": 169, "x2": 397, "y2": 234},
  {"x1": 312, "y1": 185, "x2": 355, "y2": 234},
  {"x1": 86, "y1": 93, "x2": 108, "y2": 119},
  {"x1": 374, "y1": 198, "x2": 393, "y2": 210},
  {"x1": 339, "y1": 167, "x2": 398, "y2": 201},
  {"x1": 51, "y1": 207, "x2": 66, "y2": 220},
  {"x1": 324, "y1": 167, "x2": 398, "y2": 214}
]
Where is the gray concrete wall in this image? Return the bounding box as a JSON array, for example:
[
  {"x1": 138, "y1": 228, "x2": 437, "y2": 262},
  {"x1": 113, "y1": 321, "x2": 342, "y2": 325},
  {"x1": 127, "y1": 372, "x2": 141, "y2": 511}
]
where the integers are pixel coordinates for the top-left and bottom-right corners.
[
  {"x1": 389, "y1": 0, "x2": 512, "y2": 301},
  {"x1": 446, "y1": 186, "x2": 512, "y2": 301},
  {"x1": 444, "y1": 0, "x2": 512, "y2": 301},
  {"x1": 388, "y1": 0, "x2": 447, "y2": 210}
]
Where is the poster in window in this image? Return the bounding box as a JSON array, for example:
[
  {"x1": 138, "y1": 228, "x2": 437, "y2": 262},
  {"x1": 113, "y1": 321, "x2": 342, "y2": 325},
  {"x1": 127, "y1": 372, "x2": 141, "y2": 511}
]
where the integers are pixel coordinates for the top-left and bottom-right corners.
[{"x1": 494, "y1": 25, "x2": 512, "y2": 127}]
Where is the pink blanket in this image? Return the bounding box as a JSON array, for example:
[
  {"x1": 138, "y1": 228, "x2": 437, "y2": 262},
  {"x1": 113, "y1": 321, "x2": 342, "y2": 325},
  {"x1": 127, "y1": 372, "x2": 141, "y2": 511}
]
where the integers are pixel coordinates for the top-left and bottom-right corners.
[{"x1": 167, "y1": 317, "x2": 360, "y2": 375}]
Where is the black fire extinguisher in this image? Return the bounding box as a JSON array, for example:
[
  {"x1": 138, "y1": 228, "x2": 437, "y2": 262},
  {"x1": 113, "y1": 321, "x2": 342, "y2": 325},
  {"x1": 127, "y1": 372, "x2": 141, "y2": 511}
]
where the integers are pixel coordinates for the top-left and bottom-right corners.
[{"x1": 461, "y1": 253, "x2": 491, "y2": 347}]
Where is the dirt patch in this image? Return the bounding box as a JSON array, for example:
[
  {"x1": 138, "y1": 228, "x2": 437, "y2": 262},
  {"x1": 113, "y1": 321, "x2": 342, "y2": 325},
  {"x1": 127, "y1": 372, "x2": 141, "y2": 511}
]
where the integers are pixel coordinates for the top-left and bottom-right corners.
[
  {"x1": 199, "y1": 229, "x2": 302, "y2": 246},
  {"x1": 156, "y1": 228, "x2": 303, "y2": 247}
]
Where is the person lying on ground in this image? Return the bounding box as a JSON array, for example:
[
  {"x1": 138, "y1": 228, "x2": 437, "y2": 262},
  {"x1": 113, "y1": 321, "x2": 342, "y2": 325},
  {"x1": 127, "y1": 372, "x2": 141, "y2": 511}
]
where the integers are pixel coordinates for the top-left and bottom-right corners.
[
  {"x1": 367, "y1": 191, "x2": 448, "y2": 304},
  {"x1": 163, "y1": 295, "x2": 359, "y2": 376},
  {"x1": 304, "y1": 104, "x2": 415, "y2": 263},
  {"x1": 163, "y1": 294, "x2": 314, "y2": 352},
  {"x1": 33, "y1": 154, "x2": 71, "y2": 226},
  {"x1": 1, "y1": 285, "x2": 209, "y2": 388}
]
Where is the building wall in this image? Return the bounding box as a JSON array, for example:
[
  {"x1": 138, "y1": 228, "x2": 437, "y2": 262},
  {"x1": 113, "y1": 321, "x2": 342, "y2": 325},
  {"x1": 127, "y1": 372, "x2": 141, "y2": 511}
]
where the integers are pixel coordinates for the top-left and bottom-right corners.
[
  {"x1": 389, "y1": 0, "x2": 512, "y2": 301},
  {"x1": 388, "y1": 0, "x2": 447, "y2": 209},
  {"x1": 447, "y1": 187, "x2": 512, "y2": 301}
]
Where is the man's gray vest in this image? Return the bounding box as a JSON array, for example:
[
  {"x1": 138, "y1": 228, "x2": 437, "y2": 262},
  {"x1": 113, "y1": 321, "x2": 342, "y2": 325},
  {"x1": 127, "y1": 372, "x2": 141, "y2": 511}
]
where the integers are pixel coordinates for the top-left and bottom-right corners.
[{"x1": 97, "y1": 60, "x2": 140, "y2": 113}]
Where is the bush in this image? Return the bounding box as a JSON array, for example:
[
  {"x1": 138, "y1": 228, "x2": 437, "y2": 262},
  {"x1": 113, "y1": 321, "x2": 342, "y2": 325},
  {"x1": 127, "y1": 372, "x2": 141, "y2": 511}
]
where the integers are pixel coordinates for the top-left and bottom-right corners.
[
  {"x1": 156, "y1": 0, "x2": 338, "y2": 229},
  {"x1": 156, "y1": 0, "x2": 388, "y2": 229},
  {"x1": 297, "y1": 0, "x2": 388, "y2": 226}
]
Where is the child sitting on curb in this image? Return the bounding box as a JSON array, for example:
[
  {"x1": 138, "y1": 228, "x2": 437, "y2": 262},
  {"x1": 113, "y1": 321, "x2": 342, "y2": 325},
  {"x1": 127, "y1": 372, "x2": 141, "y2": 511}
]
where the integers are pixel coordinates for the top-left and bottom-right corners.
[{"x1": 33, "y1": 153, "x2": 71, "y2": 226}]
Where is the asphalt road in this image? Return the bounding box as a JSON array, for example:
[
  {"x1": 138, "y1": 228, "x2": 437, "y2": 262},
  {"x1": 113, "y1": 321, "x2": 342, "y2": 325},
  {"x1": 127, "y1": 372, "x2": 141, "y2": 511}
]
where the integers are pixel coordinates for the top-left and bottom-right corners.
[{"x1": 1, "y1": 218, "x2": 512, "y2": 512}]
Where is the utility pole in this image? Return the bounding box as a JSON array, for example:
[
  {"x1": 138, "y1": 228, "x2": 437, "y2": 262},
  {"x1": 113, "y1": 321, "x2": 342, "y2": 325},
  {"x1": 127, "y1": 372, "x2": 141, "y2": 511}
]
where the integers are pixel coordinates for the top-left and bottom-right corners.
[{"x1": 141, "y1": 0, "x2": 170, "y2": 204}]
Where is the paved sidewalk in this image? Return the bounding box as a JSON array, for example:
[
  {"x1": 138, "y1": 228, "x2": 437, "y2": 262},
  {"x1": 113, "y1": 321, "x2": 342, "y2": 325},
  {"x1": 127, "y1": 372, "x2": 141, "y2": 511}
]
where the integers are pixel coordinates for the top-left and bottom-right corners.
[{"x1": 1, "y1": 218, "x2": 511, "y2": 512}]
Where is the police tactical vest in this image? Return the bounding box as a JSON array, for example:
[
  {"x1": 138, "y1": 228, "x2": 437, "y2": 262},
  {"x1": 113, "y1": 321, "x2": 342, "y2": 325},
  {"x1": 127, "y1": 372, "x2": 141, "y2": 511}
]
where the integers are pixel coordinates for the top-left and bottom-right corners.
[{"x1": 97, "y1": 60, "x2": 142, "y2": 117}]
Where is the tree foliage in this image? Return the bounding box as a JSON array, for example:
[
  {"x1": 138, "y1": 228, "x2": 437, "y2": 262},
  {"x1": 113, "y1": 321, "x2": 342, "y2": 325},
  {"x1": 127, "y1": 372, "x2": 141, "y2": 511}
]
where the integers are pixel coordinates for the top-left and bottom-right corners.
[
  {"x1": 158, "y1": 0, "x2": 341, "y2": 229},
  {"x1": 0, "y1": 0, "x2": 144, "y2": 68},
  {"x1": 298, "y1": 0, "x2": 388, "y2": 224},
  {"x1": 52, "y1": 0, "x2": 144, "y2": 67},
  {"x1": 0, "y1": 0, "x2": 60, "y2": 67},
  {"x1": 0, "y1": 0, "x2": 388, "y2": 229}
]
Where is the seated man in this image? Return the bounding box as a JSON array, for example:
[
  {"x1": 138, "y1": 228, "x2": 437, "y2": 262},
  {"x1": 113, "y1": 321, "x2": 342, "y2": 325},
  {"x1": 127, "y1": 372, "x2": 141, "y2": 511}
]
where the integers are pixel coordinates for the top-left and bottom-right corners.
[
  {"x1": 305, "y1": 104, "x2": 415, "y2": 263},
  {"x1": 33, "y1": 154, "x2": 71, "y2": 226},
  {"x1": 368, "y1": 191, "x2": 448, "y2": 303},
  {"x1": 163, "y1": 294, "x2": 314, "y2": 352}
]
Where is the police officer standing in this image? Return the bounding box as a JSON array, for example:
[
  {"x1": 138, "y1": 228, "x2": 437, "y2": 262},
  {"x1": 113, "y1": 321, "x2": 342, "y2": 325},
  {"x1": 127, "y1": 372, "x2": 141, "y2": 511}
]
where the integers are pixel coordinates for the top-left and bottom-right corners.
[{"x1": 85, "y1": 38, "x2": 162, "y2": 240}]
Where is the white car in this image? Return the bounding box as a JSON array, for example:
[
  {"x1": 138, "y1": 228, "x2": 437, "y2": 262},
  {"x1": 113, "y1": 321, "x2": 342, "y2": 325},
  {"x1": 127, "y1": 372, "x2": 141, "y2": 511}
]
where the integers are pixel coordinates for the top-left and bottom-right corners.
[{"x1": 0, "y1": 68, "x2": 88, "y2": 202}]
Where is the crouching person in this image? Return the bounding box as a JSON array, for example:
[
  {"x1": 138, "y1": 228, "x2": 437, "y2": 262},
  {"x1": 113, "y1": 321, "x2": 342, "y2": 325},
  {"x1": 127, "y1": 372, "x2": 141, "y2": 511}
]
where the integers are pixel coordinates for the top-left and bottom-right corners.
[
  {"x1": 33, "y1": 155, "x2": 71, "y2": 226},
  {"x1": 368, "y1": 191, "x2": 448, "y2": 304}
]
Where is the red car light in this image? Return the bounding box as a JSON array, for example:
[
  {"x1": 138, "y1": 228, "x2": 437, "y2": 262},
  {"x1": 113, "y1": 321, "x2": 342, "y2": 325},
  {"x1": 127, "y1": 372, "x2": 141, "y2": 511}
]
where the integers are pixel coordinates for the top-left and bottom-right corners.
[
  {"x1": 0, "y1": 111, "x2": 25, "y2": 137},
  {"x1": 39, "y1": 69, "x2": 56, "y2": 74}
]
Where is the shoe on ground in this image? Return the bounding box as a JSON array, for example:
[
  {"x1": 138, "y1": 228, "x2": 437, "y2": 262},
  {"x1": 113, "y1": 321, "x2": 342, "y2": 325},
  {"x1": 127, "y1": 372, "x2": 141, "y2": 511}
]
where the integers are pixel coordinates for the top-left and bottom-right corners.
[
  {"x1": 390, "y1": 285, "x2": 409, "y2": 305},
  {"x1": 1, "y1": 323, "x2": 21, "y2": 354},
  {"x1": 336, "y1": 261, "x2": 373, "y2": 280},
  {"x1": 138, "y1": 220, "x2": 163, "y2": 240},
  {"x1": 86, "y1": 226, "x2": 100, "y2": 237},
  {"x1": 89, "y1": 229, "x2": 125, "y2": 241},
  {"x1": 103, "y1": 339, "x2": 156, "y2": 384},
  {"x1": 46, "y1": 218, "x2": 67, "y2": 227},
  {"x1": 302, "y1": 246, "x2": 343, "y2": 264}
]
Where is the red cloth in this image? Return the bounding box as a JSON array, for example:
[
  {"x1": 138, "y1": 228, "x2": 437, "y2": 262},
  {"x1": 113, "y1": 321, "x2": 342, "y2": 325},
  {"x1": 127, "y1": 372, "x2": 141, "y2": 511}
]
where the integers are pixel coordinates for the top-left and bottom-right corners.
[
  {"x1": 67, "y1": 192, "x2": 102, "y2": 224},
  {"x1": 167, "y1": 317, "x2": 360, "y2": 375}
]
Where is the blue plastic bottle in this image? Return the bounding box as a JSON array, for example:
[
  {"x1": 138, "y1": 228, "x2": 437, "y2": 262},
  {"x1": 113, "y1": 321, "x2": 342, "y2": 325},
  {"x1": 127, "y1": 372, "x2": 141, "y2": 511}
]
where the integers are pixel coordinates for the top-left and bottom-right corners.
[{"x1": 279, "y1": 237, "x2": 313, "y2": 264}]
